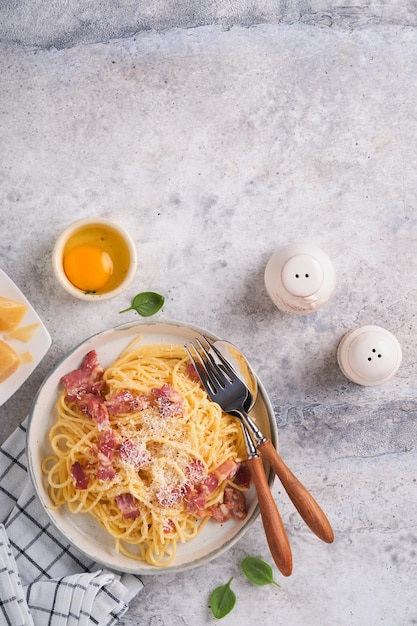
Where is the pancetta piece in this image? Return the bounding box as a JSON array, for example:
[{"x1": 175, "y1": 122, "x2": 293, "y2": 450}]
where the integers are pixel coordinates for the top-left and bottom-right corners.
[
  {"x1": 151, "y1": 384, "x2": 185, "y2": 418},
  {"x1": 184, "y1": 467, "x2": 219, "y2": 513},
  {"x1": 86, "y1": 394, "x2": 110, "y2": 430},
  {"x1": 105, "y1": 390, "x2": 150, "y2": 415},
  {"x1": 186, "y1": 362, "x2": 200, "y2": 381},
  {"x1": 210, "y1": 503, "x2": 232, "y2": 523},
  {"x1": 61, "y1": 350, "x2": 110, "y2": 429},
  {"x1": 115, "y1": 493, "x2": 140, "y2": 519},
  {"x1": 223, "y1": 486, "x2": 247, "y2": 521},
  {"x1": 70, "y1": 461, "x2": 89, "y2": 490},
  {"x1": 185, "y1": 489, "x2": 207, "y2": 513},
  {"x1": 185, "y1": 459, "x2": 206, "y2": 485},
  {"x1": 61, "y1": 350, "x2": 104, "y2": 397},
  {"x1": 97, "y1": 429, "x2": 118, "y2": 480},
  {"x1": 210, "y1": 486, "x2": 247, "y2": 523},
  {"x1": 213, "y1": 459, "x2": 240, "y2": 482},
  {"x1": 232, "y1": 462, "x2": 251, "y2": 489}
]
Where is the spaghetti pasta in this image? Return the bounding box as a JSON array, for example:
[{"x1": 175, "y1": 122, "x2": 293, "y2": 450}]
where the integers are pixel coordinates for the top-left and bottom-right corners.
[{"x1": 42, "y1": 338, "x2": 249, "y2": 567}]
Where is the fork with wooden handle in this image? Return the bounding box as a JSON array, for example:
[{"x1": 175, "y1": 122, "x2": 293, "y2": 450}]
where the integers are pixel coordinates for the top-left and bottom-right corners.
[
  {"x1": 185, "y1": 339, "x2": 293, "y2": 577},
  {"x1": 209, "y1": 338, "x2": 334, "y2": 544},
  {"x1": 207, "y1": 337, "x2": 334, "y2": 545}
]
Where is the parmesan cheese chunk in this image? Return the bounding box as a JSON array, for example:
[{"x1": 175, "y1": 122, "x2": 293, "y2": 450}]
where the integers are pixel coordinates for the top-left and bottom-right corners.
[
  {"x1": 20, "y1": 351, "x2": 34, "y2": 364},
  {"x1": 0, "y1": 296, "x2": 28, "y2": 331},
  {"x1": 6, "y1": 322, "x2": 40, "y2": 343},
  {"x1": 0, "y1": 340, "x2": 20, "y2": 382}
]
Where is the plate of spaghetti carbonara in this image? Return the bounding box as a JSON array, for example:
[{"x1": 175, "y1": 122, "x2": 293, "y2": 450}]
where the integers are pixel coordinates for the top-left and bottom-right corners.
[{"x1": 27, "y1": 321, "x2": 277, "y2": 574}]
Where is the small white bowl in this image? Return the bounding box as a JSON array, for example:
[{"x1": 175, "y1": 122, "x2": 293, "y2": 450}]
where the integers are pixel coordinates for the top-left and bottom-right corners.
[{"x1": 52, "y1": 217, "x2": 137, "y2": 301}]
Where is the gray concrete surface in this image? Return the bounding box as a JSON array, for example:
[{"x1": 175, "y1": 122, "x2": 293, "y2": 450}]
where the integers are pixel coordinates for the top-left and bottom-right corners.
[
  {"x1": 1, "y1": 3, "x2": 417, "y2": 625},
  {"x1": 2, "y1": 1, "x2": 417, "y2": 48}
]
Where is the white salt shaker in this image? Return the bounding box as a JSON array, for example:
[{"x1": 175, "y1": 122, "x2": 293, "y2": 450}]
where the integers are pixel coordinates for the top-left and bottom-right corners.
[
  {"x1": 337, "y1": 325, "x2": 402, "y2": 386},
  {"x1": 264, "y1": 242, "x2": 336, "y2": 314}
]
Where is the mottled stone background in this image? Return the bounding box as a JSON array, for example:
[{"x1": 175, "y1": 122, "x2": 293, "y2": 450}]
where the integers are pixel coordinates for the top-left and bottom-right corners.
[
  {"x1": 1, "y1": 2, "x2": 416, "y2": 625},
  {"x1": 2, "y1": 1, "x2": 417, "y2": 48}
]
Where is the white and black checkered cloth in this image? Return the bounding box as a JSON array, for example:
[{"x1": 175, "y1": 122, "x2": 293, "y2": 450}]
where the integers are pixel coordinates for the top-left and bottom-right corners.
[{"x1": 0, "y1": 418, "x2": 143, "y2": 625}]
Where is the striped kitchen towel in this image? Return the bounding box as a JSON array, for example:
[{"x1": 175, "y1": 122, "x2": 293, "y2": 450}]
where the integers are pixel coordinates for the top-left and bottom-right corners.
[{"x1": 0, "y1": 418, "x2": 143, "y2": 625}]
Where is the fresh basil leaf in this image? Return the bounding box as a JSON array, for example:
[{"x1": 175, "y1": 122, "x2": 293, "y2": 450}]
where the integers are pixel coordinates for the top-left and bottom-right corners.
[
  {"x1": 119, "y1": 292, "x2": 164, "y2": 317},
  {"x1": 209, "y1": 577, "x2": 236, "y2": 619},
  {"x1": 241, "y1": 556, "x2": 280, "y2": 587}
]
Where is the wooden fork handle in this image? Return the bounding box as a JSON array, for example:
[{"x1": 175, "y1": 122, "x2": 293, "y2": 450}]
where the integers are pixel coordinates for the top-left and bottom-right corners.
[
  {"x1": 247, "y1": 455, "x2": 293, "y2": 577},
  {"x1": 258, "y1": 439, "x2": 334, "y2": 544}
]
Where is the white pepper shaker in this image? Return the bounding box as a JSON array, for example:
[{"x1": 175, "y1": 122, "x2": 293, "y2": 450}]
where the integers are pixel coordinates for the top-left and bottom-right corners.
[
  {"x1": 264, "y1": 242, "x2": 336, "y2": 314},
  {"x1": 337, "y1": 325, "x2": 402, "y2": 386}
]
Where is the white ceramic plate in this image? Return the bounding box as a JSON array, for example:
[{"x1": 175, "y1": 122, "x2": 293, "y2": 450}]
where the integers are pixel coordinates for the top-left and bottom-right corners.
[
  {"x1": 0, "y1": 269, "x2": 51, "y2": 406},
  {"x1": 27, "y1": 321, "x2": 277, "y2": 575}
]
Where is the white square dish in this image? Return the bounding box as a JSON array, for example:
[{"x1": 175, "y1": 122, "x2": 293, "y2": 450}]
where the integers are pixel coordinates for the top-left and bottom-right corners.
[{"x1": 0, "y1": 269, "x2": 51, "y2": 406}]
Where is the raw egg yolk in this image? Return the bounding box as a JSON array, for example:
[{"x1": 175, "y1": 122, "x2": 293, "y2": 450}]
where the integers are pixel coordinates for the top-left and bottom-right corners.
[{"x1": 63, "y1": 244, "x2": 113, "y2": 292}]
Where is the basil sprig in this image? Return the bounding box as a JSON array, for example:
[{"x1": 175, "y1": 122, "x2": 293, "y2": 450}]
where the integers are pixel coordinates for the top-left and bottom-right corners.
[
  {"x1": 119, "y1": 292, "x2": 164, "y2": 317},
  {"x1": 209, "y1": 557, "x2": 281, "y2": 618},
  {"x1": 241, "y1": 556, "x2": 281, "y2": 587},
  {"x1": 209, "y1": 577, "x2": 236, "y2": 619}
]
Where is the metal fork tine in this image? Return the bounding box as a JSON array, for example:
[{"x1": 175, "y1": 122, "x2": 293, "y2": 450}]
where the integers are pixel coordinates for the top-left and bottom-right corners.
[
  {"x1": 186, "y1": 335, "x2": 251, "y2": 419},
  {"x1": 202, "y1": 335, "x2": 239, "y2": 380},
  {"x1": 195, "y1": 338, "x2": 230, "y2": 388},
  {"x1": 185, "y1": 339, "x2": 227, "y2": 396},
  {"x1": 184, "y1": 343, "x2": 209, "y2": 389}
]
